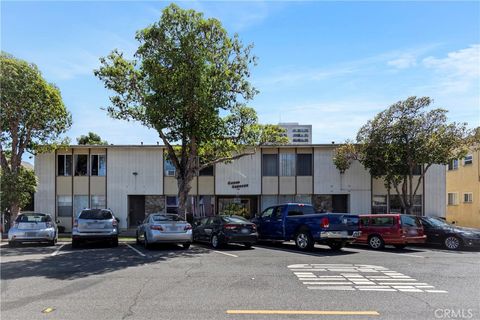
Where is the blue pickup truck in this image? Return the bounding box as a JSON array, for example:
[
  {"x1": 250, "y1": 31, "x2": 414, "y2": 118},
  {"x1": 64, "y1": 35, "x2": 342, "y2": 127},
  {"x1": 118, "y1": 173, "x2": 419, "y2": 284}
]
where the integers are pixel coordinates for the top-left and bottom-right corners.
[{"x1": 251, "y1": 203, "x2": 360, "y2": 251}]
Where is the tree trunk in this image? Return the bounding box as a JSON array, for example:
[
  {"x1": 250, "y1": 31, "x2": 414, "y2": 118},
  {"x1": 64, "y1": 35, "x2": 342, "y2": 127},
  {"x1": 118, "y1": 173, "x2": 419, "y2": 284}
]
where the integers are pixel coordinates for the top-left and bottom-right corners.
[
  {"x1": 176, "y1": 171, "x2": 195, "y2": 220},
  {"x1": 9, "y1": 202, "x2": 20, "y2": 227}
]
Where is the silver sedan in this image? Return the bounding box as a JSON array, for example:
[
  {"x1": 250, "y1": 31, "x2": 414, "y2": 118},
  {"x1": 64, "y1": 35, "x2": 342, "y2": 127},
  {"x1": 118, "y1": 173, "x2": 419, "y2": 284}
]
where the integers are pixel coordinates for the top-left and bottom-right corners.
[
  {"x1": 8, "y1": 212, "x2": 58, "y2": 246},
  {"x1": 136, "y1": 214, "x2": 192, "y2": 249}
]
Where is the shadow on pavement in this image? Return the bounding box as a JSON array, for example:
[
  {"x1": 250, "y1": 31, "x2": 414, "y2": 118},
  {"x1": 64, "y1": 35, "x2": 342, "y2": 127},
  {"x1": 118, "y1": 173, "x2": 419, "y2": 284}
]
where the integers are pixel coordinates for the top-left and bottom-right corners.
[
  {"x1": 347, "y1": 243, "x2": 480, "y2": 254},
  {"x1": 1, "y1": 242, "x2": 212, "y2": 281},
  {"x1": 1, "y1": 243, "x2": 57, "y2": 257},
  {"x1": 255, "y1": 241, "x2": 358, "y2": 257}
]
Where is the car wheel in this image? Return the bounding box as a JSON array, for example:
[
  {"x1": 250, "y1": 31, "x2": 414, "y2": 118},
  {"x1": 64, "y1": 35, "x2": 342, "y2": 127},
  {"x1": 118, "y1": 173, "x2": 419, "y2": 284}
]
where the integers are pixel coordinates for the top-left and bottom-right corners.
[
  {"x1": 8, "y1": 241, "x2": 17, "y2": 247},
  {"x1": 368, "y1": 235, "x2": 384, "y2": 250},
  {"x1": 111, "y1": 237, "x2": 119, "y2": 247},
  {"x1": 211, "y1": 234, "x2": 222, "y2": 249},
  {"x1": 394, "y1": 244, "x2": 407, "y2": 249},
  {"x1": 243, "y1": 243, "x2": 252, "y2": 249},
  {"x1": 295, "y1": 230, "x2": 314, "y2": 251},
  {"x1": 72, "y1": 239, "x2": 80, "y2": 249},
  {"x1": 183, "y1": 243, "x2": 191, "y2": 250},
  {"x1": 144, "y1": 233, "x2": 151, "y2": 249},
  {"x1": 48, "y1": 240, "x2": 56, "y2": 246},
  {"x1": 444, "y1": 236, "x2": 461, "y2": 250},
  {"x1": 136, "y1": 232, "x2": 141, "y2": 245},
  {"x1": 328, "y1": 241, "x2": 345, "y2": 251}
]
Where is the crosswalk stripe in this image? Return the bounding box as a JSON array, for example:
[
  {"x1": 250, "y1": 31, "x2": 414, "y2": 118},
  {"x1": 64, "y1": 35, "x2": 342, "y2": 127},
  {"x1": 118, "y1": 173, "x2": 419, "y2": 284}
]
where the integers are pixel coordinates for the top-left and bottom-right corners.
[
  {"x1": 358, "y1": 288, "x2": 397, "y2": 291},
  {"x1": 303, "y1": 282, "x2": 352, "y2": 285},
  {"x1": 307, "y1": 286, "x2": 355, "y2": 290}
]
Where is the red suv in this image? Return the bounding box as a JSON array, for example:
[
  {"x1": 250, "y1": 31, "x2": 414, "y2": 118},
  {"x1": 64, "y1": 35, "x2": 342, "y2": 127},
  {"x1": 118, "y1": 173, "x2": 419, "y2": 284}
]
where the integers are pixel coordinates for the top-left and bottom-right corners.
[{"x1": 355, "y1": 214, "x2": 426, "y2": 249}]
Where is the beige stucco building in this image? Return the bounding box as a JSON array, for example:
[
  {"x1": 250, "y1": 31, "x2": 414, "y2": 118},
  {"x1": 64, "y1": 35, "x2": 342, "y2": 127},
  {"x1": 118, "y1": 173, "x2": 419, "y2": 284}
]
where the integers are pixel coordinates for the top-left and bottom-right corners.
[
  {"x1": 34, "y1": 145, "x2": 447, "y2": 231},
  {"x1": 446, "y1": 147, "x2": 480, "y2": 228}
]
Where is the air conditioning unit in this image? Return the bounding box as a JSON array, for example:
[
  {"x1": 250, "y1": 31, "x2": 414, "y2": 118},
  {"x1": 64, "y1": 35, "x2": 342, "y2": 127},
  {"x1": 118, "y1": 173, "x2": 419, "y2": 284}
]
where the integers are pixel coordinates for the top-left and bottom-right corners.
[{"x1": 166, "y1": 170, "x2": 176, "y2": 176}]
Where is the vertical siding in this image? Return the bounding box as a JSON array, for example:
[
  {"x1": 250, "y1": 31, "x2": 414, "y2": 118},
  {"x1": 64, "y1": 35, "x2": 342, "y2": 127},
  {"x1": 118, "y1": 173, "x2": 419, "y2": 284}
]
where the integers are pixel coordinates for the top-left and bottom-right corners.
[
  {"x1": 215, "y1": 151, "x2": 261, "y2": 195},
  {"x1": 34, "y1": 152, "x2": 56, "y2": 215},
  {"x1": 424, "y1": 164, "x2": 447, "y2": 217},
  {"x1": 107, "y1": 148, "x2": 163, "y2": 228}
]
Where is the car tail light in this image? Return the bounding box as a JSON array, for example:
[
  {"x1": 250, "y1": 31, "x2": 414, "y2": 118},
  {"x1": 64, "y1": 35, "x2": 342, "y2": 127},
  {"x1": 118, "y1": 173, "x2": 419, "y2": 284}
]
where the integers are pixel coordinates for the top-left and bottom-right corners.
[
  {"x1": 251, "y1": 224, "x2": 257, "y2": 231},
  {"x1": 150, "y1": 225, "x2": 164, "y2": 231},
  {"x1": 73, "y1": 219, "x2": 78, "y2": 228},
  {"x1": 320, "y1": 217, "x2": 330, "y2": 228},
  {"x1": 184, "y1": 224, "x2": 192, "y2": 231},
  {"x1": 112, "y1": 219, "x2": 118, "y2": 227},
  {"x1": 224, "y1": 224, "x2": 236, "y2": 230}
]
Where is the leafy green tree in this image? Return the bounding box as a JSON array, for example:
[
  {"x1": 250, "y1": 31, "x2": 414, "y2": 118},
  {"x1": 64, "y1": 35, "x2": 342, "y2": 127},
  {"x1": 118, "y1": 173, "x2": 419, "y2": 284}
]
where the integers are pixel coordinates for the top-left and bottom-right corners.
[
  {"x1": 77, "y1": 132, "x2": 108, "y2": 145},
  {"x1": 0, "y1": 167, "x2": 37, "y2": 213},
  {"x1": 95, "y1": 4, "x2": 286, "y2": 216},
  {"x1": 334, "y1": 96, "x2": 473, "y2": 215},
  {"x1": 0, "y1": 53, "x2": 72, "y2": 220}
]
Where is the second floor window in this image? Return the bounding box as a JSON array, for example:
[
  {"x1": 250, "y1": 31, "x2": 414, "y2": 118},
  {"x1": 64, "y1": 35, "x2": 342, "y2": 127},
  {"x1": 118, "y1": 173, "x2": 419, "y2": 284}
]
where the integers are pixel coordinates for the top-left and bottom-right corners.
[
  {"x1": 279, "y1": 153, "x2": 295, "y2": 176},
  {"x1": 464, "y1": 155, "x2": 473, "y2": 165},
  {"x1": 448, "y1": 159, "x2": 459, "y2": 170},
  {"x1": 74, "y1": 155, "x2": 88, "y2": 176},
  {"x1": 91, "y1": 155, "x2": 106, "y2": 176},
  {"x1": 262, "y1": 154, "x2": 278, "y2": 176},
  {"x1": 296, "y1": 154, "x2": 312, "y2": 176},
  {"x1": 57, "y1": 155, "x2": 72, "y2": 176},
  {"x1": 164, "y1": 157, "x2": 176, "y2": 176}
]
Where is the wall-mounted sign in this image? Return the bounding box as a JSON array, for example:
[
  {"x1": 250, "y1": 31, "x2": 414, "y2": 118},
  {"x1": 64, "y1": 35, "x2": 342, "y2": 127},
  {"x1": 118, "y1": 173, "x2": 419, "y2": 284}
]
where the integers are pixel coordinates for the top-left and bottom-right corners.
[{"x1": 228, "y1": 181, "x2": 249, "y2": 189}]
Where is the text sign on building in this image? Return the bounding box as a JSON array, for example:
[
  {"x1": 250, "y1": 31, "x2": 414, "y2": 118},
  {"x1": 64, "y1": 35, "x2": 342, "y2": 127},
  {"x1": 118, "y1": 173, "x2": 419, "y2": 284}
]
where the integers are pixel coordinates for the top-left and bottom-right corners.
[{"x1": 228, "y1": 181, "x2": 249, "y2": 189}]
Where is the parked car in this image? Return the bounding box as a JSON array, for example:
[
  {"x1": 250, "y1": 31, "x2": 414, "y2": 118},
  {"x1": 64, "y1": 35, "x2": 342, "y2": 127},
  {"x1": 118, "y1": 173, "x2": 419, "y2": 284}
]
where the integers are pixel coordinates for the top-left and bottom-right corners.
[
  {"x1": 136, "y1": 213, "x2": 192, "y2": 249},
  {"x1": 354, "y1": 214, "x2": 426, "y2": 249},
  {"x1": 72, "y1": 208, "x2": 119, "y2": 248},
  {"x1": 193, "y1": 215, "x2": 258, "y2": 248},
  {"x1": 251, "y1": 203, "x2": 360, "y2": 251},
  {"x1": 419, "y1": 216, "x2": 480, "y2": 250},
  {"x1": 8, "y1": 212, "x2": 58, "y2": 246}
]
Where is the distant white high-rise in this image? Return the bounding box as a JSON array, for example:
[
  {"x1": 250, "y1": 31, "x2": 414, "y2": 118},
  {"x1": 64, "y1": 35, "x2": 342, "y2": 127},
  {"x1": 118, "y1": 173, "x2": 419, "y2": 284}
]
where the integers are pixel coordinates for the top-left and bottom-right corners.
[{"x1": 278, "y1": 122, "x2": 312, "y2": 144}]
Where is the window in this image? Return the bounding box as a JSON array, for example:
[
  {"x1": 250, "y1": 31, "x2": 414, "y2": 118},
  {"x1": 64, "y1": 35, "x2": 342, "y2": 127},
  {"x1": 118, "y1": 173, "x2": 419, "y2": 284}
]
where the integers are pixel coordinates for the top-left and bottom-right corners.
[
  {"x1": 412, "y1": 165, "x2": 422, "y2": 175},
  {"x1": 389, "y1": 195, "x2": 422, "y2": 215},
  {"x1": 448, "y1": 159, "x2": 459, "y2": 170},
  {"x1": 79, "y1": 209, "x2": 112, "y2": 220},
  {"x1": 261, "y1": 207, "x2": 274, "y2": 218},
  {"x1": 262, "y1": 154, "x2": 278, "y2": 176},
  {"x1": 166, "y1": 196, "x2": 178, "y2": 214},
  {"x1": 464, "y1": 193, "x2": 473, "y2": 203},
  {"x1": 279, "y1": 153, "x2": 295, "y2": 176},
  {"x1": 199, "y1": 165, "x2": 214, "y2": 176},
  {"x1": 401, "y1": 215, "x2": 421, "y2": 227},
  {"x1": 370, "y1": 217, "x2": 394, "y2": 226},
  {"x1": 73, "y1": 195, "x2": 89, "y2": 217},
  {"x1": 91, "y1": 155, "x2": 106, "y2": 176},
  {"x1": 57, "y1": 155, "x2": 72, "y2": 176},
  {"x1": 296, "y1": 154, "x2": 312, "y2": 176},
  {"x1": 372, "y1": 195, "x2": 388, "y2": 214},
  {"x1": 447, "y1": 193, "x2": 458, "y2": 206},
  {"x1": 74, "y1": 155, "x2": 88, "y2": 176},
  {"x1": 164, "y1": 157, "x2": 176, "y2": 176},
  {"x1": 287, "y1": 204, "x2": 315, "y2": 216},
  {"x1": 57, "y1": 196, "x2": 72, "y2": 217},
  {"x1": 91, "y1": 195, "x2": 106, "y2": 209},
  {"x1": 464, "y1": 155, "x2": 473, "y2": 165}
]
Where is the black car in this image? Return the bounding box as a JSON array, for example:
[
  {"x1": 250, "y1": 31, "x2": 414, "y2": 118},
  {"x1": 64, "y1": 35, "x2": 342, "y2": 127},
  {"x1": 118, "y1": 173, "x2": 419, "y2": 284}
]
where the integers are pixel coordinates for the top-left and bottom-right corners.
[
  {"x1": 193, "y1": 215, "x2": 258, "y2": 249},
  {"x1": 419, "y1": 217, "x2": 480, "y2": 250}
]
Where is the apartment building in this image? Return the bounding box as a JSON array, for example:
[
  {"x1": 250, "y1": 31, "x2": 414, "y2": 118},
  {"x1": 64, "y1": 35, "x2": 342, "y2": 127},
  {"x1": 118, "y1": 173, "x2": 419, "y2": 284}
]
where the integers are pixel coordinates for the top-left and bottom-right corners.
[
  {"x1": 34, "y1": 145, "x2": 446, "y2": 231},
  {"x1": 446, "y1": 146, "x2": 480, "y2": 228}
]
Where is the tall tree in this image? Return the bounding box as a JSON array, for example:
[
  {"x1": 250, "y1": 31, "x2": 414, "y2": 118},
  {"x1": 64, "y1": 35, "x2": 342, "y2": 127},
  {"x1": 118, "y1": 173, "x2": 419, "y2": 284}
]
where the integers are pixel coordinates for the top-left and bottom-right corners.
[
  {"x1": 334, "y1": 96, "x2": 473, "y2": 215},
  {"x1": 77, "y1": 132, "x2": 108, "y2": 145},
  {"x1": 95, "y1": 4, "x2": 286, "y2": 217},
  {"x1": 0, "y1": 53, "x2": 72, "y2": 219}
]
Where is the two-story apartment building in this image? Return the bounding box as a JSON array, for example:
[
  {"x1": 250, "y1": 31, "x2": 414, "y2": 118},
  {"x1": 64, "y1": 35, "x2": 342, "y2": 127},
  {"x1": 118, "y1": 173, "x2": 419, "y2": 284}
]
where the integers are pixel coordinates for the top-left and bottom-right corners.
[
  {"x1": 446, "y1": 146, "x2": 480, "y2": 228},
  {"x1": 34, "y1": 145, "x2": 446, "y2": 231}
]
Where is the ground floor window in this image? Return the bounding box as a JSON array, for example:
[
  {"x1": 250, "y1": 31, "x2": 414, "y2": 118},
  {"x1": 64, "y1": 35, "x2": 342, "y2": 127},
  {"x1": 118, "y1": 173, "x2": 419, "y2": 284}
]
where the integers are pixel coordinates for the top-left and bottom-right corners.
[
  {"x1": 373, "y1": 194, "x2": 423, "y2": 216},
  {"x1": 313, "y1": 194, "x2": 349, "y2": 213},
  {"x1": 218, "y1": 196, "x2": 258, "y2": 219},
  {"x1": 73, "y1": 195, "x2": 89, "y2": 217},
  {"x1": 372, "y1": 195, "x2": 388, "y2": 214},
  {"x1": 57, "y1": 196, "x2": 72, "y2": 217}
]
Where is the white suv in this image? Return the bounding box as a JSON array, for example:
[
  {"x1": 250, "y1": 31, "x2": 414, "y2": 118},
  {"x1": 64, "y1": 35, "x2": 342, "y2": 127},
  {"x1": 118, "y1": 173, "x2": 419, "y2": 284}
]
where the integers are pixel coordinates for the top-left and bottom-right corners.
[{"x1": 72, "y1": 208, "x2": 119, "y2": 248}]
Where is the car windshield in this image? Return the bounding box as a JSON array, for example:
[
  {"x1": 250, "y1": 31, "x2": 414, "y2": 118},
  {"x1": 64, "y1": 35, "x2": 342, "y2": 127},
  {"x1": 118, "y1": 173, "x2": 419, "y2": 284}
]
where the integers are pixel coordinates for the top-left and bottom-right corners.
[
  {"x1": 425, "y1": 217, "x2": 450, "y2": 228},
  {"x1": 152, "y1": 214, "x2": 183, "y2": 222},
  {"x1": 16, "y1": 214, "x2": 51, "y2": 223},
  {"x1": 221, "y1": 216, "x2": 248, "y2": 224},
  {"x1": 79, "y1": 209, "x2": 113, "y2": 220}
]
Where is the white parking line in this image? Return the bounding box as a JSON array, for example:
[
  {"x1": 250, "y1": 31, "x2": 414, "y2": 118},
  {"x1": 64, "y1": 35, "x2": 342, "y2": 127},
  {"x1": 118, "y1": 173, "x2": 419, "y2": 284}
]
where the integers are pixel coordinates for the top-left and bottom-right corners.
[
  {"x1": 51, "y1": 244, "x2": 65, "y2": 256},
  {"x1": 124, "y1": 243, "x2": 146, "y2": 257},
  {"x1": 213, "y1": 250, "x2": 238, "y2": 258}
]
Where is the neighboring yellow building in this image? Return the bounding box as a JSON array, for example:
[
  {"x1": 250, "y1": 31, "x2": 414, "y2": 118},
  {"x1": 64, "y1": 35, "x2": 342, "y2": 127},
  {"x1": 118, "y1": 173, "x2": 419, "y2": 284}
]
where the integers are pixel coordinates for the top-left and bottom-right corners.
[{"x1": 446, "y1": 146, "x2": 480, "y2": 228}]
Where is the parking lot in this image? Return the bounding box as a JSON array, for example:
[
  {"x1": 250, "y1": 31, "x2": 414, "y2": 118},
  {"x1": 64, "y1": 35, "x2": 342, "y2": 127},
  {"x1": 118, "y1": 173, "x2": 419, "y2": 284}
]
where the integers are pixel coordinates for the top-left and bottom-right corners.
[{"x1": 1, "y1": 241, "x2": 479, "y2": 320}]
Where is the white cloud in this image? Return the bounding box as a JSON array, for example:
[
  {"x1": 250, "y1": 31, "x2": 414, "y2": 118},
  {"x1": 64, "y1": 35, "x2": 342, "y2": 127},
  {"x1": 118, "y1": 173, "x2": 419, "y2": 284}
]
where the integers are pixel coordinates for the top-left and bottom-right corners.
[{"x1": 387, "y1": 53, "x2": 417, "y2": 69}]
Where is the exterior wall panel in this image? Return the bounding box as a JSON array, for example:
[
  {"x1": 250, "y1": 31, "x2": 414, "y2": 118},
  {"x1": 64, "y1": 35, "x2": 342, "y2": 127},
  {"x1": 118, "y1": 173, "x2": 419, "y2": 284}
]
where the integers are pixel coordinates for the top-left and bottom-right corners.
[
  {"x1": 279, "y1": 176, "x2": 295, "y2": 194},
  {"x1": 215, "y1": 152, "x2": 261, "y2": 195},
  {"x1": 73, "y1": 177, "x2": 88, "y2": 195},
  {"x1": 425, "y1": 164, "x2": 447, "y2": 218},
  {"x1": 34, "y1": 152, "x2": 56, "y2": 215},
  {"x1": 90, "y1": 176, "x2": 106, "y2": 195},
  {"x1": 198, "y1": 176, "x2": 215, "y2": 195},
  {"x1": 57, "y1": 177, "x2": 72, "y2": 195},
  {"x1": 262, "y1": 177, "x2": 278, "y2": 195},
  {"x1": 296, "y1": 176, "x2": 313, "y2": 194},
  {"x1": 107, "y1": 148, "x2": 163, "y2": 228}
]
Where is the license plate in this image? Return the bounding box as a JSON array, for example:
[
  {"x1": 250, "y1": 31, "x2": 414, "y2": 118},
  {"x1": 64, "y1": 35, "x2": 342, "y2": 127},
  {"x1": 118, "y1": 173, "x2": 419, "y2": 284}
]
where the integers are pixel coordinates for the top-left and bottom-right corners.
[
  {"x1": 241, "y1": 228, "x2": 250, "y2": 234},
  {"x1": 353, "y1": 231, "x2": 361, "y2": 237},
  {"x1": 25, "y1": 232, "x2": 37, "y2": 237}
]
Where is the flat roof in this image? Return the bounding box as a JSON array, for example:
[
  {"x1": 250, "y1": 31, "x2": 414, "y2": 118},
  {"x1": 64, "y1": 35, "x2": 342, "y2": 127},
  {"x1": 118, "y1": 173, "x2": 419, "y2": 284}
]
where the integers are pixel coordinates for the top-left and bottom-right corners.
[{"x1": 61, "y1": 143, "x2": 340, "y2": 149}]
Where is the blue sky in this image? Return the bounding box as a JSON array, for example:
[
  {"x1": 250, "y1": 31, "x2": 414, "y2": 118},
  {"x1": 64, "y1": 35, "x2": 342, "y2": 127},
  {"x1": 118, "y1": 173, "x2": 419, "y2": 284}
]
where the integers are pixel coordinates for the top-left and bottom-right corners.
[{"x1": 2, "y1": 1, "x2": 479, "y2": 150}]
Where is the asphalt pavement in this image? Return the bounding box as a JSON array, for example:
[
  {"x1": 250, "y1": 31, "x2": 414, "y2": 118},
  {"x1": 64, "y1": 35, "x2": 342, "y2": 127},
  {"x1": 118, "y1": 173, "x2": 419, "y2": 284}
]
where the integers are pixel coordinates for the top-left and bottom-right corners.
[{"x1": 1, "y1": 241, "x2": 479, "y2": 320}]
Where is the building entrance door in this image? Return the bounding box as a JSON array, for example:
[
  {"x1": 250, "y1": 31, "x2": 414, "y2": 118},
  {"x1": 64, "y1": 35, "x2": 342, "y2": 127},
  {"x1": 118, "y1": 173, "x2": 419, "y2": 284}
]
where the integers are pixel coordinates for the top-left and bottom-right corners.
[{"x1": 128, "y1": 195, "x2": 145, "y2": 227}]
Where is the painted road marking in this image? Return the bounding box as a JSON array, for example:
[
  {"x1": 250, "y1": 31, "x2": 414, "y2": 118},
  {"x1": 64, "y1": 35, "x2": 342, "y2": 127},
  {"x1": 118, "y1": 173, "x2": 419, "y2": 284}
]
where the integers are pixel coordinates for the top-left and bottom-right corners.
[
  {"x1": 51, "y1": 244, "x2": 65, "y2": 256},
  {"x1": 213, "y1": 250, "x2": 238, "y2": 258},
  {"x1": 42, "y1": 307, "x2": 55, "y2": 314},
  {"x1": 289, "y1": 264, "x2": 448, "y2": 293},
  {"x1": 226, "y1": 310, "x2": 379, "y2": 315},
  {"x1": 124, "y1": 243, "x2": 146, "y2": 257}
]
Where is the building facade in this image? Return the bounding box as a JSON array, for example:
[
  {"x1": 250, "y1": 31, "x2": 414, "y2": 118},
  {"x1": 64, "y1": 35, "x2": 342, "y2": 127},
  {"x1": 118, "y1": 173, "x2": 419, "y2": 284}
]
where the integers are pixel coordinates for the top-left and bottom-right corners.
[
  {"x1": 34, "y1": 145, "x2": 446, "y2": 231},
  {"x1": 278, "y1": 123, "x2": 312, "y2": 144},
  {"x1": 446, "y1": 147, "x2": 480, "y2": 228}
]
